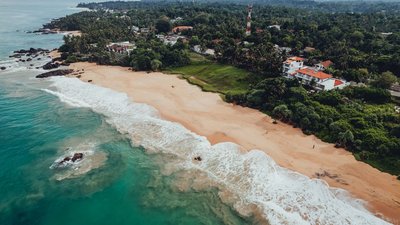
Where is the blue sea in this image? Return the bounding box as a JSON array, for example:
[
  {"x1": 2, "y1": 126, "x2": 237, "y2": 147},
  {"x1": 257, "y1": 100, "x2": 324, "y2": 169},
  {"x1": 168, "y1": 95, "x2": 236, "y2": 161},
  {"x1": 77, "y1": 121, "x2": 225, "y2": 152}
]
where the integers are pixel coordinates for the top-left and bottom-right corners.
[{"x1": 0, "y1": 1, "x2": 393, "y2": 225}]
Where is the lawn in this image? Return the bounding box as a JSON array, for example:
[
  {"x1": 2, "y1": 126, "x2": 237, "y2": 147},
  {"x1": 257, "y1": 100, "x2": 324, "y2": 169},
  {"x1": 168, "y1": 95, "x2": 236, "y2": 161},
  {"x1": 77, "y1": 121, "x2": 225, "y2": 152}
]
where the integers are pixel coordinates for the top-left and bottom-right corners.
[{"x1": 166, "y1": 53, "x2": 251, "y2": 95}]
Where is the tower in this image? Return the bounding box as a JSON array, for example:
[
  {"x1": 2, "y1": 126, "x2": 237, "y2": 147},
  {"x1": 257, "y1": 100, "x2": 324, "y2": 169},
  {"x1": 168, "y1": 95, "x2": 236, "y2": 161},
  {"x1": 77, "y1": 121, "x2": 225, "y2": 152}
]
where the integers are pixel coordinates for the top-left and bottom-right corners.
[{"x1": 245, "y1": 4, "x2": 253, "y2": 36}]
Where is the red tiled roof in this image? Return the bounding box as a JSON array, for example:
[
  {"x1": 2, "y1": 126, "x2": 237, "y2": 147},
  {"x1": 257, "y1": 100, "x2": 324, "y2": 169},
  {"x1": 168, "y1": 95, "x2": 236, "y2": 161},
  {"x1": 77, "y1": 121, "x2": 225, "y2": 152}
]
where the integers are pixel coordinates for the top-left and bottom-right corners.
[
  {"x1": 334, "y1": 79, "x2": 344, "y2": 86},
  {"x1": 172, "y1": 26, "x2": 193, "y2": 33},
  {"x1": 284, "y1": 56, "x2": 305, "y2": 64},
  {"x1": 297, "y1": 68, "x2": 332, "y2": 79},
  {"x1": 320, "y1": 60, "x2": 333, "y2": 68}
]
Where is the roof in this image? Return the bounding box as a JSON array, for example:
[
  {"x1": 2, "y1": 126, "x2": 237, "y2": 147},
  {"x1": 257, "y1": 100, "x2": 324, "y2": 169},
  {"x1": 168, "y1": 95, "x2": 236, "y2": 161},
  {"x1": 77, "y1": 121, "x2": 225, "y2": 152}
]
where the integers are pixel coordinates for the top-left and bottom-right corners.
[
  {"x1": 334, "y1": 79, "x2": 344, "y2": 86},
  {"x1": 284, "y1": 56, "x2": 305, "y2": 64},
  {"x1": 297, "y1": 67, "x2": 332, "y2": 79},
  {"x1": 172, "y1": 26, "x2": 193, "y2": 33},
  {"x1": 320, "y1": 60, "x2": 333, "y2": 68}
]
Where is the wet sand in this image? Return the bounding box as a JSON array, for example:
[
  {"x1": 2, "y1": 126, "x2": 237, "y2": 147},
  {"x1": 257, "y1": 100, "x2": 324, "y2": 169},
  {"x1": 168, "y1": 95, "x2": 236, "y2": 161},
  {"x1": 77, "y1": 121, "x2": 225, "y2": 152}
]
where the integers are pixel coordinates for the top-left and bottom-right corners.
[{"x1": 68, "y1": 62, "x2": 400, "y2": 224}]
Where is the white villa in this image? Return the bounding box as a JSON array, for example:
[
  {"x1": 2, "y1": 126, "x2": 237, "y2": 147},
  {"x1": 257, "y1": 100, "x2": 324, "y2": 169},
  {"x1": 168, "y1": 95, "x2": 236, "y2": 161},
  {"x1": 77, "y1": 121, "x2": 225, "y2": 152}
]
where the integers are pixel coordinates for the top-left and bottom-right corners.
[
  {"x1": 106, "y1": 41, "x2": 136, "y2": 54},
  {"x1": 192, "y1": 45, "x2": 215, "y2": 56},
  {"x1": 156, "y1": 34, "x2": 186, "y2": 46},
  {"x1": 282, "y1": 57, "x2": 349, "y2": 91}
]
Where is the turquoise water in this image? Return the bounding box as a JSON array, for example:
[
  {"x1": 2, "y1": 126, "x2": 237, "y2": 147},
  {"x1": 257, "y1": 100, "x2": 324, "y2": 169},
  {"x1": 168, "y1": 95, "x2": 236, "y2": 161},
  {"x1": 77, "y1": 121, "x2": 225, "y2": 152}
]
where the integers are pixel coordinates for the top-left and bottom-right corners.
[{"x1": 0, "y1": 1, "x2": 251, "y2": 225}]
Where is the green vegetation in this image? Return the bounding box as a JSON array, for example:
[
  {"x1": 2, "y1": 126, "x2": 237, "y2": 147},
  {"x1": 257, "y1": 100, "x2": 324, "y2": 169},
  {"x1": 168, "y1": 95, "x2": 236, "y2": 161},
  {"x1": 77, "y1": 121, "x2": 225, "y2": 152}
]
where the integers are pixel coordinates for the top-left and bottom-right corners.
[
  {"x1": 47, "y1": 1, "x2": 400, "y2": 176},
  {"x1": 166, "y1": 53, "x2": 251, "y2": 94}
]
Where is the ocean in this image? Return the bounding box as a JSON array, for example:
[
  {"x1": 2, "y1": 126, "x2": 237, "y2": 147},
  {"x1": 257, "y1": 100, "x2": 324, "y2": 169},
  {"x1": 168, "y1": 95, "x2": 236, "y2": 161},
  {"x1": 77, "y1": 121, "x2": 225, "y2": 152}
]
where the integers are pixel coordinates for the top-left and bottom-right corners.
[{"x1": 0, "y1": 1, "x2": 393, "y2": 225}]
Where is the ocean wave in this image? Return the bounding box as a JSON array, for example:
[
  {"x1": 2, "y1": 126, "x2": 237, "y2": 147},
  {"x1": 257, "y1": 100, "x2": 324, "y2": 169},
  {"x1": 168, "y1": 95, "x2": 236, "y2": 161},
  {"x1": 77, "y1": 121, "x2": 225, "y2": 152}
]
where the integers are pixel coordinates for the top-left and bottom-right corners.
[{"x1": 46, "y1": 76, "x2": 391, "y2": 225}]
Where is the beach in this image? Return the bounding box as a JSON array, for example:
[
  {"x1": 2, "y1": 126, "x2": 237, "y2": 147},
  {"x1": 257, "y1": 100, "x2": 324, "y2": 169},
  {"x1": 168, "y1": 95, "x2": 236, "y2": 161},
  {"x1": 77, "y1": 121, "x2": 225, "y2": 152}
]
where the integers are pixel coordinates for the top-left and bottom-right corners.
[{"x1": 68, "y1": 62, "x2": 400, "y2": 223}]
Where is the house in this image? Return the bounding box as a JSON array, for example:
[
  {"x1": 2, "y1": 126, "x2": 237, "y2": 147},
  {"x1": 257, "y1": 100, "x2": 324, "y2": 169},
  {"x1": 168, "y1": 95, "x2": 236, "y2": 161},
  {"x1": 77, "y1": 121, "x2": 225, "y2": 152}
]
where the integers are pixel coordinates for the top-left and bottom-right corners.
[
  {"x1": 156, "y1": 34, "x2": 186, "y2": 46},
  {"x1": 303, "y1": 47, "x2": 316, "y2": 53},
  {"x1": 315, "y1": 60, "x2": 333, "y2": 71},
  {"x1": 192, "y1": 45, "x2": 215, "y2": 56},
  {"x1": 294, "y1": 68, "x2": 348, "y2": 91},
  {"x1": 106, "y1": 41, "x2": 135, "y2": 54},
  {"x1": 172, "y1": 26, "x2": 193, "y2": 33},
  {"x1": 171, "y1": 17, "x2": 183, "y2": 24},
  {"x1": 140, "y1": 28, "x2": 150, "y2": 33},
  {"x1": 131, "y1": 25, "x2": 139, "y2": 32},
  {"x1": 274, "y1": 44, "x2": 292, "y2": 54},
  {"x1": 282, "y1": 57, "x2": 349, "y2": 91},
  {"x1": 282, "y1": 56, "x2": 305, "y2": 78},
  {"x1": 267, "y1": 25, "x2": 281, "y2": 30}
]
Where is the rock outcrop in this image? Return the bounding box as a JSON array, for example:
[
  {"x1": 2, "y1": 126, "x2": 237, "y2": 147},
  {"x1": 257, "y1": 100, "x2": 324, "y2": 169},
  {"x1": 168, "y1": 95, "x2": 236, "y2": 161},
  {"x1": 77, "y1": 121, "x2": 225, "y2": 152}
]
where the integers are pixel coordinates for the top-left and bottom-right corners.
[{"x1": 36, "y1": 69, "x2": 74, "y2": 78}]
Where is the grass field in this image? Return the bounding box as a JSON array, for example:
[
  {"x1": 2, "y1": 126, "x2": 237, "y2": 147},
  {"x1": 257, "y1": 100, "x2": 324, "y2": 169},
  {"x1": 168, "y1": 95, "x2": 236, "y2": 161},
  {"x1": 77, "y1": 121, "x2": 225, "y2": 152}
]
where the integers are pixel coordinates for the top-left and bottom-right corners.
[{"x1": 166, "y1": 53, "x2": 251, "y2": 95}]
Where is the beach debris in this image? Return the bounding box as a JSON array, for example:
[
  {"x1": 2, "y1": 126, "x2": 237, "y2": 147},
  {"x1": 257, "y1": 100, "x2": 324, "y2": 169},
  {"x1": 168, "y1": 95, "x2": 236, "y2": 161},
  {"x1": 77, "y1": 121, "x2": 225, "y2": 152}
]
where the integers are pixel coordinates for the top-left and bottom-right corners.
[
  {"x1": 314, "y1": 170, "x2": 348, "y2": 185},
  {"x1": 194, "y1": 156, "x2": 202, "y2": 161}
]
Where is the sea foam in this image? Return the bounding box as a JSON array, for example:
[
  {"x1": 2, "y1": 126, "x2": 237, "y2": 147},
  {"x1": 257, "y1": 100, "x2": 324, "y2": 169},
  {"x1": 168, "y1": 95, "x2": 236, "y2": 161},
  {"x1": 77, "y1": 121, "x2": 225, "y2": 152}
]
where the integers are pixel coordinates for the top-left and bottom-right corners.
[{"x1": 44, "y1": 77, "x2": 391, "y2": 225}]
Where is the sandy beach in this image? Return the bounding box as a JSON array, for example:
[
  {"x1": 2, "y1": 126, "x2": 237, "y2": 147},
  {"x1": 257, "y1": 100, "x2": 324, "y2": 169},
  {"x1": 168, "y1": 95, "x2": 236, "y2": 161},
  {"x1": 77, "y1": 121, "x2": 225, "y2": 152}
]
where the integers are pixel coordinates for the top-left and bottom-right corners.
[{"x1": 68, "y1": 62, "x2": 400, "y2": 224}]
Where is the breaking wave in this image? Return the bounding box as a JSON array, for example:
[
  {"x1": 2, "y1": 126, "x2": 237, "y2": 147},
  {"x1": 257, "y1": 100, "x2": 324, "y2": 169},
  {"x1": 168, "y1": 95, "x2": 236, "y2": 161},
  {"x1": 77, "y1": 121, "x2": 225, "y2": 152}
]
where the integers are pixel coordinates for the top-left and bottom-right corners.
[{"x1": 44, "y1": 77, "x2": 391, "y2": 225}]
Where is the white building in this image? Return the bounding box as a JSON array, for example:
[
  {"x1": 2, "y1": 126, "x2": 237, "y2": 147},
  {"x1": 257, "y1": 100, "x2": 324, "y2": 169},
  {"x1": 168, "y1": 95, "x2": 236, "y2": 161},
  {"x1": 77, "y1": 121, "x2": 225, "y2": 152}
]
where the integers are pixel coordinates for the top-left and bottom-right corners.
[
  {"x1": 156, "y1": 34, "x2": 186, "y2": 46},
  {"x1": 282, "y1": 56, "x2": 305, "y2": 78},
  {"x1": 315, "y1": 60, "x2": 333, "y2": 71},
  {"x1": 282, "y1": 57, "x2": 349, "y2": 91},
  {"x1": 192, "y1": 45, "x2": 215, "y2": 56},
  {"x1": 268, "y1": 25, "x2": 281, "y2": 30},
  {"x1": 106, "y1": 41, "x2": 136, "y2": 54}
]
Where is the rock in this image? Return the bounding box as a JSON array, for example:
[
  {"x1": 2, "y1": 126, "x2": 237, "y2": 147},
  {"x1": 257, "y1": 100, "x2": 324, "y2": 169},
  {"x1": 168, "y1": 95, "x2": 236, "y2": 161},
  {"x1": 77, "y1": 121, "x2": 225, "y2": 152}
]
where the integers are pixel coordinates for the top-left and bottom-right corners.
[
  {"x1": 194, "y1": 156, "x2": 202, "y2": 161},
  {"x1": 36, "y1": 69, "x2": 74, "y2": 78},
  {"x1": 26, "y1": 58, "x2": 32, "y2": 61},
  {"x1": 71, "y1": 153, "x2": 83, "y2": 162},
  {"x1": 88, "y1": 80, "x2": 92, "y2": 83},
  {"x1": 1, "y1": 67, "x2": 6, "y2": 70},
  {"x1": 42, "y1": 61, "x2": 60, "y2": 70},
  {"x1": 13, "y1": 48, "x2": 48, "y2": 54},
  {"x1": 37, "y1": 58, "x2": 41, "y2": 60},
  {"x1": 30, "y1": 64, "x2": 34, "y2": 67}
]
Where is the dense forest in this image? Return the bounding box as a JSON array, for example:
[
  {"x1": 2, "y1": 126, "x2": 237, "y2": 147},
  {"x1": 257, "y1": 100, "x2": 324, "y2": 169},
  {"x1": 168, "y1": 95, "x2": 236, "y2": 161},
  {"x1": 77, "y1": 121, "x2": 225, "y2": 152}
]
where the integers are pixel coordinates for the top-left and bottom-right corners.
[{"x1": 45, "y1": 1, "x2": 400, "y2": 176}]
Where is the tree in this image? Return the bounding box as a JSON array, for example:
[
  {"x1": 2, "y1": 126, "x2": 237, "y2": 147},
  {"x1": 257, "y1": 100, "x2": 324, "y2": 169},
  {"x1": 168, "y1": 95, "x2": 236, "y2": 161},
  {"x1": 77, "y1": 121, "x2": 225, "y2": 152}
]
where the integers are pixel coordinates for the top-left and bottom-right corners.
[
  {"x1": 338, "y1": 130, "x2": 354, "y2": 148},
  {"x1": 151, "y1": 59, "x2": 162, "y2": 71},
  {"x1": 373, "y1": 71, "x2": 398, "y2": 89},
  {"x1": 155, "y1": 18, "x2": 171, "y2": 33},
  {"x1": 272, "y1": 104, "x2": 292, "y2": 122}
]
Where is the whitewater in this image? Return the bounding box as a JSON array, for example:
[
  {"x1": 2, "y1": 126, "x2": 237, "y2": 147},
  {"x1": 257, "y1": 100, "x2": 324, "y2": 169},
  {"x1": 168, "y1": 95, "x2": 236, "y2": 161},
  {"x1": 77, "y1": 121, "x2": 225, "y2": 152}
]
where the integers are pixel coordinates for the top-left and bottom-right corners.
[{"x1": 44, "y1": 76, "x2": 391, "y2": 225}]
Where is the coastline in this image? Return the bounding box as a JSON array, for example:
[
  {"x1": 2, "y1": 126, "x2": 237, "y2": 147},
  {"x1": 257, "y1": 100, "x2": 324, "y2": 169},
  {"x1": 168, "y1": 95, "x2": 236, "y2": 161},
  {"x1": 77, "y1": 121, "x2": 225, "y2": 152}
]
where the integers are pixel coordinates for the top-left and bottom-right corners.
[{"x1": 66, "y1": 62, "x2": 400, "y2": 223}]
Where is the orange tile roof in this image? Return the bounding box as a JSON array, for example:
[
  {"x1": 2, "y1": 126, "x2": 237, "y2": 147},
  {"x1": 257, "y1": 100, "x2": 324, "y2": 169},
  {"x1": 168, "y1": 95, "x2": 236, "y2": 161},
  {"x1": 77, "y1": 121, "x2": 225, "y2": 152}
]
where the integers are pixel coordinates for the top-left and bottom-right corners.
[
  {"x1": 172, "y1": 26, "x2": 193, "y2": 33},
  {"x1": 284, "y1": 56, "x2": 305, "y2": 64},
  {"x1": 297, "y1": 67, "x2": 332, "y2": 79},
  {"x1": 334, "y1": 79, "x2": 344, "y2": 86},
  {"x1": 289, "y1": 56, "x2": 305, "y2": 61},
  {"x1": 320, "y1": 60, "x2": 333, "y2": 68}
]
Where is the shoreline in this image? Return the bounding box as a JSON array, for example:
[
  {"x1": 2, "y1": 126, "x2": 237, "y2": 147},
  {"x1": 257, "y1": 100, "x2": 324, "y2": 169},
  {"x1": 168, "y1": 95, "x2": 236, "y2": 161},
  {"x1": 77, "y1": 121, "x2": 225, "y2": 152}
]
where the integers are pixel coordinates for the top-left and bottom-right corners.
[{"x1": 67, "y1": 62, "x2": 400, "y2": 223}]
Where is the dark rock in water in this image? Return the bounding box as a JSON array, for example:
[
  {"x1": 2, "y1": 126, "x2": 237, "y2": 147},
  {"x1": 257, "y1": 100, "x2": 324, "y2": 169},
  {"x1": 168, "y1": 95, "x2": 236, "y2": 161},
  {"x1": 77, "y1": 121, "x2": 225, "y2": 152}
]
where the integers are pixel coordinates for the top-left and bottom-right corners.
[
  {"x1": 30, "y1": 64, "x2": 34, "y2": 67},
  {"x1": 71, "y1": 153, "x2": 83, "y2": 162},
  {"x1": 14, "y1": 48, "x2": 48, "y2": 54},
  {"x1": 37, "y1": 58, "x2": 41, "y2": 60},
  {"x1": 27, "y1": 58, "x2": 32, "y2": 62},
  {"x1": 194, "y1": 156, "x2": 202, "y2": 161},
  {"x1": 56, "y1": 153, "x2": 83, "y2": 166},
  {"x1": 36, "y1": 69, "x2": 74, "y2": 78},
  {"x1": 1, "y1": 67, "x2": 6, "y2": 70},
  {"x1": 9, "y1": 54, "x2": 22, "y2": 58},
  {"x1": 42, "y1": 61, "x2": 60, "y2": 70}
]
